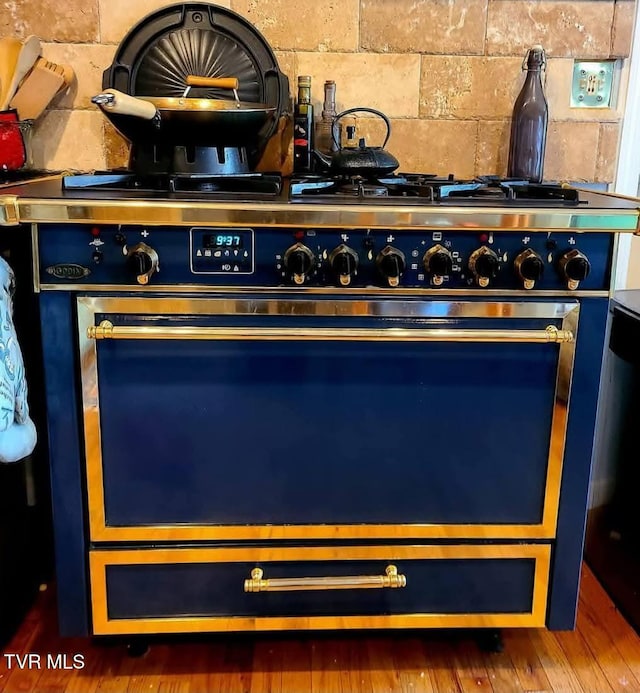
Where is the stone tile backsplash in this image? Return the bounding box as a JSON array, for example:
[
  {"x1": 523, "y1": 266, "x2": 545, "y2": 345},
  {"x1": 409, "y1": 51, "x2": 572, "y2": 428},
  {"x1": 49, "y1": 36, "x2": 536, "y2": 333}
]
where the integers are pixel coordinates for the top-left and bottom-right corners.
[{"x1": 5, "y1": 0, "x2": 633, "y2": 182}]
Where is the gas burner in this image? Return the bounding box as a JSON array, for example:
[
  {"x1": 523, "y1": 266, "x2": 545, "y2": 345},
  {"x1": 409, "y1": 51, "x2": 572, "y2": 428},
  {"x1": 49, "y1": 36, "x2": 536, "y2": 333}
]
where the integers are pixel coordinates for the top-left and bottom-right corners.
[
  {"x1": 290, "y1": 173, "x2": 582, "y2": 205},
  {"x1": 336, "y1": 178, "x2": 389, "y2": 198},
  {"x1": 289, "y1": 175, "x2": 391, "y2": 198},
  {"x1": 62, "y1": 171, "x2": 283, "y2": 198}
]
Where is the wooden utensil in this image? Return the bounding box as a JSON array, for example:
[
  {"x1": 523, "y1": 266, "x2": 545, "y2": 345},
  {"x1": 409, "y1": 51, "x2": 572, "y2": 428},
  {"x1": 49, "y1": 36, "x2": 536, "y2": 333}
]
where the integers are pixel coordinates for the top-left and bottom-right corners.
[
  {"x1": 60, "y1": 63, "x2": 75, "y2": 88},
  {"x1": 0, "y1": 38, "x2": 23, "y2": 110},
  {"x1": 9, "y1": 57, "x2": 66, "y2": 120},
  {"x1": 2, "y1": 36, "x2": 41, "y2": 111}
]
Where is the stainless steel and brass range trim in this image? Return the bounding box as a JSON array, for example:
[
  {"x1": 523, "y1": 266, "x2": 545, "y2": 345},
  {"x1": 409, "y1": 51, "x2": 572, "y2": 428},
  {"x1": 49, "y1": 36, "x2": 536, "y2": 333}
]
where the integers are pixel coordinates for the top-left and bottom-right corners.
[
  {"x1": 78, "y1": 296, "x2": 578, "y2": 319},
  {"x1": 78, "y1": 297, "x2": 577, "y2": 542},
  {"x1": 7, "y1": 195, "x2": 640, "y2": 230},
  {"x1": 0, "y1": 195, "x2": 19, "y2": 225},
  {"x1": 88, "y1": 544, "x2": 551, "y2": 634}
]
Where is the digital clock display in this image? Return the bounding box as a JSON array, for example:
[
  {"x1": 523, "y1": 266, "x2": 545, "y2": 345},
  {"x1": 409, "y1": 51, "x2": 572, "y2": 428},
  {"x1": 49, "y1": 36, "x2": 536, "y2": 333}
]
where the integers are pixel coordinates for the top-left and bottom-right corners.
[{"x1": 204, "y1": 234, "x2": 244, "y2": 249}]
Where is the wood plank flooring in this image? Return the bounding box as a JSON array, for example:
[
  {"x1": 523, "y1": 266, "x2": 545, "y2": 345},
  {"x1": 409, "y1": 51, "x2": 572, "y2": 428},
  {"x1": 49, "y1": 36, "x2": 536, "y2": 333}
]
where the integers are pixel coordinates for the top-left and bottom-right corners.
[{"x1": 1, "y1": 564, "x2": 639, "y2": 693}]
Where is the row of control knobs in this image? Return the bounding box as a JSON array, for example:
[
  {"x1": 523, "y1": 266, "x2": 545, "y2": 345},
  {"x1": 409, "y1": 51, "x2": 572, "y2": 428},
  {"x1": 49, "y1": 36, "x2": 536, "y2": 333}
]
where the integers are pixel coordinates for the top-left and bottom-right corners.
[
  {"x1": 121, "y1": 240, "x2": 590, "y2": 289},
  {"x1": 283, "y1": 243, "x2": 591, "y2": 289}
]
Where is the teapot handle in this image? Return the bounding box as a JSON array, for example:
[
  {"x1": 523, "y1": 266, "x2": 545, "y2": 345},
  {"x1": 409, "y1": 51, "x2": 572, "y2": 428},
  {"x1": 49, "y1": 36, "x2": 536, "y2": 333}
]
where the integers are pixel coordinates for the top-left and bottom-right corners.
[{"x1": 331, "y1": 107, "x2": 392, "y2": 149}]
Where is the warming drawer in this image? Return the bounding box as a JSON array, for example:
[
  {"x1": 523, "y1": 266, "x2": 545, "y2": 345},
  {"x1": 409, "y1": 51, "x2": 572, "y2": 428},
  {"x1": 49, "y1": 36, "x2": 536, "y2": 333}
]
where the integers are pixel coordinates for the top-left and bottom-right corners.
[{"x1": 89, "y1": 544, "x2": 551, "y2": 634}]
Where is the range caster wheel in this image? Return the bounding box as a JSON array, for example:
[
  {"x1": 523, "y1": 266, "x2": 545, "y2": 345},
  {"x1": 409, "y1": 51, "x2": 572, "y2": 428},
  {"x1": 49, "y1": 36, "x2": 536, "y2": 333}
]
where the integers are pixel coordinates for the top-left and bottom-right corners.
[
  {"x1": 476, "y1": 629, "x2": 504, "y2": 653},
  {"x1": 126, "y1": 639, "x2": 150, "y2": 658}
]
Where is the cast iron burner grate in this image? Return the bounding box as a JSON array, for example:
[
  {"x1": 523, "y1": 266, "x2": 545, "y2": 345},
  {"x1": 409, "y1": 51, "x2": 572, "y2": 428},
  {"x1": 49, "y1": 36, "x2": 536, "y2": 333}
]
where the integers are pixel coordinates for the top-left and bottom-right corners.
[
  {"x1": 62, "y1": 172, "x2": 283, "y2": 198},
  {"x1": 290, "y1": 173, "x2": 582, "y2": 205}
]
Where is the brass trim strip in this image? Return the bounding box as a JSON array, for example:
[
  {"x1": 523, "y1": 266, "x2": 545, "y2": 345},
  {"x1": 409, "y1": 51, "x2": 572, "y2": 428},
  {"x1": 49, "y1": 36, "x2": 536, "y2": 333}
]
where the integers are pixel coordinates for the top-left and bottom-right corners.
[
  {"x1": 41, "y1": 283, "x2": 610, "y2": 297},
  {"x1": 571, "y1": 187, "x2": 640, "y2": 204},
  {"x1": 88, "y1": 545, "x2": 550, "y2": 634},
  {"x1": 15, "y1": 196, "x2": 640, "y2": 230},
  {"x1": 77, "y1": 298, "x2": 576, "y2": 542},
  {"x1": 88, "y1": 544, "x2": 550, "y2": 563},
  {"x1": 31, "y1": 223, "x2": 40, "y2": 294},
  {"x1": 0, "y1": 196, "x2": 19, "y2": 226},
  {"x1": 244, "y1": 564, "x2": 406, "y2": 592},
  {"x1": 540, "y1": 305, "x2": 578, "y2": 536},
  {"x1": 87, "y1": 320, "x2": 573, "y2": 344},
  {"x1": 88, "y1": 524, "x2": 561, "y2": 541}
]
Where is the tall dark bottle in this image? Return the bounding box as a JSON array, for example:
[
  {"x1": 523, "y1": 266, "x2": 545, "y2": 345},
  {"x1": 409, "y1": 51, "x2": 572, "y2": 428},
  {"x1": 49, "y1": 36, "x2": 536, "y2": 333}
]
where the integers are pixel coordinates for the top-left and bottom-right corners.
[
  {"x1": 507, "y1": 45, "x2": 548, "y2": 183},
  {"x1": 293, "y1": 75, "x2": 314, "y2": 173}
]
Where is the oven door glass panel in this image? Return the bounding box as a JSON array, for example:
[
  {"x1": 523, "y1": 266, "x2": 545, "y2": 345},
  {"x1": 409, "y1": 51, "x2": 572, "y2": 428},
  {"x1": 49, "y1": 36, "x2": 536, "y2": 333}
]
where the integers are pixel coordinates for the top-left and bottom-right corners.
[{"x1": 81, "y1": 299, "x2": 575, "y2": 539}]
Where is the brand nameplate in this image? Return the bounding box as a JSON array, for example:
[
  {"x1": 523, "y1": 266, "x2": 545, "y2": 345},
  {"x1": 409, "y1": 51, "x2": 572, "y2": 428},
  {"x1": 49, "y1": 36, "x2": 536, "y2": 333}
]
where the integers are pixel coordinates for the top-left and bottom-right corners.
[{"x1": 45, "y1": 264, "x2": 91, "y2": 280}]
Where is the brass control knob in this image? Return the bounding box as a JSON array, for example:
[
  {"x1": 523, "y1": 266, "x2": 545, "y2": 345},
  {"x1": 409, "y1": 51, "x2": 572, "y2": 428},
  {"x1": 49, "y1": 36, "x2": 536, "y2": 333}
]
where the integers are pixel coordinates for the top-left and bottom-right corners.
[
  {"x1": 514, "y1": 248, "x2": 544, "y2": 289},
  {"x1": 284, "y1": 242, "x2": 315, "y2": 285},
  {"x1": 468, "y1": 246, "x2": 499, "y2": 287},
  {"x1": 126, "y1": 242, "x2": 159, "y2": 285},
  {"x1": 423, "y1": 244, "x2": 453, "y2": 286},
  {"x1": 376, "y1": 245, "x2": 406, "y2": 287},
  {"x1": 559, "y1": 249, "x2": 591, "y2": 290},
  {"x1": 329, "y1": 244, "x2": 359, "y2": 286}
]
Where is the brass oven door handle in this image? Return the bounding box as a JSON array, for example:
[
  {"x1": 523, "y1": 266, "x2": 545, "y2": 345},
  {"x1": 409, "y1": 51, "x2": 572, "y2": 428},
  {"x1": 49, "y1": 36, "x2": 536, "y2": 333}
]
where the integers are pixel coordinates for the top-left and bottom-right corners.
[
  {"x1": 244, "y1": 565, "x2": 407, "y2": 593},
  {"x1": 87, "y1": 321, "x2": 573, "y2": 344}
]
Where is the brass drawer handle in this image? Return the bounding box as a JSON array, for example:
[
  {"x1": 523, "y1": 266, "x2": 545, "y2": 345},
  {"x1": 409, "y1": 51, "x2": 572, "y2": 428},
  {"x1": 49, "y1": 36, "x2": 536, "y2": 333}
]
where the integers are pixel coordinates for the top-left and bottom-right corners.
[
  {"x1": 87, "y1": 320, "x2": 573, "y2": 344},
  {"x1": 244, "y1": 565, "x2": 407, "y2": 593}
]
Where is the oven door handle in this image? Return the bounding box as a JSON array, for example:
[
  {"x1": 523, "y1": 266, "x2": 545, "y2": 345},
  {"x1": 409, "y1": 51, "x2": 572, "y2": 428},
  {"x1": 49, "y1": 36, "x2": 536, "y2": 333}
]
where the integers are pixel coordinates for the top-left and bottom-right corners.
[
  {"x1": 87, "y1": 320, "x2": 573, "y2": 344},
  {"x1": 244, "y1": 565, "x2": 407, "y2": 593}
]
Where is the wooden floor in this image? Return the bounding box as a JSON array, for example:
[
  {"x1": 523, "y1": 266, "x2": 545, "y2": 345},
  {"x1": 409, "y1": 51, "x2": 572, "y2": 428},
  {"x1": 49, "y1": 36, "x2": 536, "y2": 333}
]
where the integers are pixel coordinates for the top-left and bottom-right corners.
[{"x1": 1, "y1": 564, "x2": 640, "y2": 693}]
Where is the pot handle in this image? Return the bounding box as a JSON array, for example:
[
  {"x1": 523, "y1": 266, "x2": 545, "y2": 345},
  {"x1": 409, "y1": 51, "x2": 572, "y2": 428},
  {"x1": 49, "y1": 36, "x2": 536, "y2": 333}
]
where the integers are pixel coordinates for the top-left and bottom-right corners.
[
  {"x1": 91, "y1": 89, "x2": 157, "y2": 121},
  {"x1": 332, "y1": 107, "x2": 392, "y2": 149},
  {"x1": 185, "y1": 76, "x2": 239, "y2": 90}
]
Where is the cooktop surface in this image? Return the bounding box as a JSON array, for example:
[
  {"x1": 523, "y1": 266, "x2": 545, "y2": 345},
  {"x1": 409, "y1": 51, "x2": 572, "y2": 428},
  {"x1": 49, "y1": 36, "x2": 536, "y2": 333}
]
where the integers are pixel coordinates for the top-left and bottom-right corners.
[{"x1": 2, "y1": 173, "x2": 638, "y2": 215}]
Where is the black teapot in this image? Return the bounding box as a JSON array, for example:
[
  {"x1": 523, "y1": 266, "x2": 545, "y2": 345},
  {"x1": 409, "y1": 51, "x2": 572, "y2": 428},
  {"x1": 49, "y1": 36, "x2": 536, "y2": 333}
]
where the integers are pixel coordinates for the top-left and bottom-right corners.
[{"x1": 314, "y1": 107, "x2": 399, "y2": 177}]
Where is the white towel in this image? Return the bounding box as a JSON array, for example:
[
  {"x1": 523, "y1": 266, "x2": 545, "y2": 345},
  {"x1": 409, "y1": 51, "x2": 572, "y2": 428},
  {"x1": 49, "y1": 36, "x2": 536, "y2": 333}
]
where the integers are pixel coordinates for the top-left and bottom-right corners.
[{"x1": 0, "y1": 256, "x2": 36, "y2": 463}]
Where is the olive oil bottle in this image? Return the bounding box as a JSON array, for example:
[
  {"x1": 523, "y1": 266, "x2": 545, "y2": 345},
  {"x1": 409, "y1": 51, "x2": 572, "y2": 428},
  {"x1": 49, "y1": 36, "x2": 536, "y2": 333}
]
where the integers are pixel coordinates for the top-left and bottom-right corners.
[{"x1": 293, "y1": 75, "x2": 314, "y2": 173}]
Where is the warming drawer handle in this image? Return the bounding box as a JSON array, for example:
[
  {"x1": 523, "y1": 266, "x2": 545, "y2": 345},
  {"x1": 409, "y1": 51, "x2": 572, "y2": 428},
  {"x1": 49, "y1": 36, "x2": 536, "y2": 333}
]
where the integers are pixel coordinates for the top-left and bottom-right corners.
[
  {"x1": 87, "y1": 321, "x2": 573, "y2": 344},
  {"x1": 244, "y1": 565, "x2": 407, "y2": 593}
]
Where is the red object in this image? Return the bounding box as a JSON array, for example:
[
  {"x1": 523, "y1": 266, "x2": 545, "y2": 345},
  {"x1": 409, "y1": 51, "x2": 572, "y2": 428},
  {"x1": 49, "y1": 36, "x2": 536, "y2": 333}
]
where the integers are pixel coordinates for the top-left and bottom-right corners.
[
  {"x1": 479, "y1": 233, "x2": 489, "y2": 243},
  {"x1": 0, "y1": 110, "x2": 26, "y2": 172},
  {"x1": 91, "y1": 227, "x2": 101, "y2": 237},
  {"x1": 294, "y1": 230, "x2": 304, "y2": 241}
]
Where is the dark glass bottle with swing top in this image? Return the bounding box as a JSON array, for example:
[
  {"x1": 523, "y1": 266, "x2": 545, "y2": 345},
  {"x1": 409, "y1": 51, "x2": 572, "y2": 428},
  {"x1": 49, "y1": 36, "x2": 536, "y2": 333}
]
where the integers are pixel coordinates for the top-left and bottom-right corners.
[{"x1": 507, "y1": 45, "x2": 548, "y2": 183}]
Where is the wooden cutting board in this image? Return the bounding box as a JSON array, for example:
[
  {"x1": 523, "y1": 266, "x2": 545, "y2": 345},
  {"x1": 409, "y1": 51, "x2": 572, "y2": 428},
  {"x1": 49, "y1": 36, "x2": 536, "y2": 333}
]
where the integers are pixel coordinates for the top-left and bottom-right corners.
[
  {"x1": 2, "y1": 36, "x2": 41, "y2": 110},
  {"x1": 9, "y1": 58, "x2": 66, "y2": 120},
  {"x1": 0, "y1": 38, "x2": 22, "y2": 110}
]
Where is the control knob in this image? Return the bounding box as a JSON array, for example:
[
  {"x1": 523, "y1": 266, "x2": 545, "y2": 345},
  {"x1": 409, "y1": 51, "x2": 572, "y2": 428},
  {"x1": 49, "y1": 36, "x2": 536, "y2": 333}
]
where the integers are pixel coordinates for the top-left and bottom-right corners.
[
  {"x1": 559, "y1": 249, "x2": 591, "y2": 290},
  {"x1": 329, "y1": 244, "x2": 359, "y2": 286},
  {"x1": 284, "y1": 242, "x2": 315, "y2": 285},
  {"x1": 468, "y1": 246, "x2": 499, "y2": 287},
  {"x1": 376, "y1": 245, "x2": 406, "y2": 287},
  {"x1": 514, "y1": 248, "x2": 544, "y2": 289},
  {"x1": 423, "y1": 244, "x2": 453, "y2": 286},
  {"x1": 126, "y1": 242, "x2": 159, "y2": 285}
]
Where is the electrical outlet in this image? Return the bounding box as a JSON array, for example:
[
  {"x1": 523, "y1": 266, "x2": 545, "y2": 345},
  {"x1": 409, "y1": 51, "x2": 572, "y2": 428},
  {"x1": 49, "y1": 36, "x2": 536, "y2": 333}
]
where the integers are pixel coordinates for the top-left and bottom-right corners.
[{"x1": 571, "y1": 60, "x2": 615, "y2": 108}]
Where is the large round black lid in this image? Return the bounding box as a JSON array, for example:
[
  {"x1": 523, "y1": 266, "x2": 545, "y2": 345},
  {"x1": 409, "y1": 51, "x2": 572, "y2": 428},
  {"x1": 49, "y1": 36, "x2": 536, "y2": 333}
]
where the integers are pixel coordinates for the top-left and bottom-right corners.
[{"x1": 102, "y1": 3, "x2": 289, "y2": 142}]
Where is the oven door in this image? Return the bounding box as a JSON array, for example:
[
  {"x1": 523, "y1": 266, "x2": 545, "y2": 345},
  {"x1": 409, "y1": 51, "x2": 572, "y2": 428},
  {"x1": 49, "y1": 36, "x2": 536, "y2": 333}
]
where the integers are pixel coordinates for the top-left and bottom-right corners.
[{"x1": 78, "y1": 296, "x2": 578, "y2": 542}]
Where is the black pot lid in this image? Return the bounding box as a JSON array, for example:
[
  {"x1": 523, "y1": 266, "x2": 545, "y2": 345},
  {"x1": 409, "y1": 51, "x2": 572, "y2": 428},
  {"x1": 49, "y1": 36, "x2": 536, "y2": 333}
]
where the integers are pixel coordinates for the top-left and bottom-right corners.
[
  {"x1": 103, "y1": 3, "x2": 287, "y2": 107},
  {"x1": 134, "y1": 28, "x2": 260, "y2": 102}
]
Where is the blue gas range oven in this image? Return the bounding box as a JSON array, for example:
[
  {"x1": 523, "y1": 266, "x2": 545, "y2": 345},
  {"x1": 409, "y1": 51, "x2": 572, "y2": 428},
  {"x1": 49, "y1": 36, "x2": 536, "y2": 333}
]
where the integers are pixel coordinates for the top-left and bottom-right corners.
[{"x1": 2, "y1": 173, "x2": 638, "y2": 637}]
